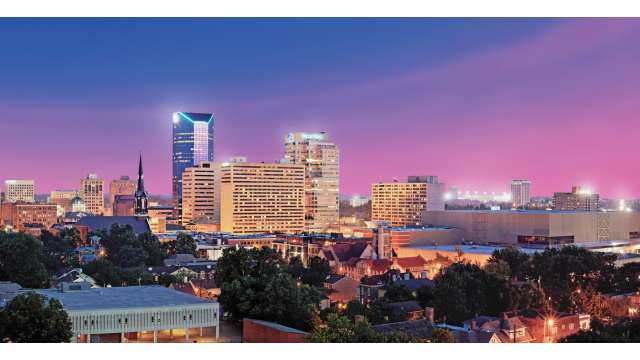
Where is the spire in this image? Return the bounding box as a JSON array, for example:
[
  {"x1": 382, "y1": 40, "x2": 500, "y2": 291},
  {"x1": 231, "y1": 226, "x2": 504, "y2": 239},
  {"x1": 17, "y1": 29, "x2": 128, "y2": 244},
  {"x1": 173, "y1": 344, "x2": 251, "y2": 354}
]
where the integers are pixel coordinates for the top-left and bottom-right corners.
[
  {"x1": 135, "y1": 152, "x2": 148, "y2": 216},
  {"x1": 137, "y1": 152, "x2": 145, "y2": 192}
]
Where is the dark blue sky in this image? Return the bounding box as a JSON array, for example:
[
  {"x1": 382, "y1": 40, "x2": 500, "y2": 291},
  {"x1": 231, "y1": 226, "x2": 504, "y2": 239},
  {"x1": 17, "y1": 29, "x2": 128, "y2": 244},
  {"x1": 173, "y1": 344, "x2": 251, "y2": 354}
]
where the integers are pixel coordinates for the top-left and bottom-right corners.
[{"x1": 1, "y1": 19, "x2": 638, "y2": 197}]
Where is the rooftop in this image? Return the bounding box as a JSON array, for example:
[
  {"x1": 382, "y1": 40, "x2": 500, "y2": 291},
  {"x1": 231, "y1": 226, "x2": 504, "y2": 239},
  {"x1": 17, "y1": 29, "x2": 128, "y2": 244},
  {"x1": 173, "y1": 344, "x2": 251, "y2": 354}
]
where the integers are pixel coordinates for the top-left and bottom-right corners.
[
  {"x1": 407, "y1": 244, "x2": 542, "y2": 255},
  {"x1": 77, "y1": 216, "x2": 151, "y2": 235},
  {"x1": 31, "y1": 285, "x2": 214, "y2": 312}
]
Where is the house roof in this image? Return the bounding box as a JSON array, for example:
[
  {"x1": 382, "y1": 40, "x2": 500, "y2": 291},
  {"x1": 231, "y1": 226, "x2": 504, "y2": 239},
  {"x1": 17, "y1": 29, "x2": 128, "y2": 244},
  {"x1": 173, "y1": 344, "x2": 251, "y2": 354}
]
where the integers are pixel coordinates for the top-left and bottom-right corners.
[
  {"x1": 245, "y1": 319, "x2": 308, "y2": 335},
  {"x1": 77, "y1": 216, "x2": 151, "y2": 235},
  {"x1": 325, "y1": 274, "x2": 346, "y2": 284},
  {"x1": 330, "y1": 242, "x2": 369, "y2": 262},
  {"x1": 372, "y1": 319, "x2": 434, "y2": 340},
  {"x1": 393, "y1": 278, "x2": 435, "y2": 291},
  {"x1": 394, "y1": 256, "x2": 428, "y2": 269},
  {"x1": 388, "y1": 300, "x2": 423, "y2": 314}
]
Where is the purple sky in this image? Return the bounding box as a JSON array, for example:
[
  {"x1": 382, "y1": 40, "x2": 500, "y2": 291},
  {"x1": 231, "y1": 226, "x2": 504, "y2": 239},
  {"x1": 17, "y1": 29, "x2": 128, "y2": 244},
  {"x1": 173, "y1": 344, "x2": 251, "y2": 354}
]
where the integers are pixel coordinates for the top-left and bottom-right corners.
[{"x1": 0, "y1": 19, "x2": 639, "y2": 198}]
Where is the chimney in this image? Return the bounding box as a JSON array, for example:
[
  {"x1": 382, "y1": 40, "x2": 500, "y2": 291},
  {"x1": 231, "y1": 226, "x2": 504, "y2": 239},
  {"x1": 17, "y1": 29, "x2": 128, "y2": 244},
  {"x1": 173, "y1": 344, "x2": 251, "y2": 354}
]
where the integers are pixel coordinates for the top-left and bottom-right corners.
[{"x1": 425, "y1": 307, "x2": 434, "y2": 323}]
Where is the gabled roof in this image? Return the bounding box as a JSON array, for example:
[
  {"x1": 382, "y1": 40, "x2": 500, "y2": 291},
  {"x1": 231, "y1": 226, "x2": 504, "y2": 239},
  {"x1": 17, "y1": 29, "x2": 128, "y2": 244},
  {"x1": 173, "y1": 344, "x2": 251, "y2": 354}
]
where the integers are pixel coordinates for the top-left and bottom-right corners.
[
  {"x1": 330, "y1": 242, "x2": 370, "y2": 262},
  {"x1": 388, "y1": 300, "x2": 423, "y2": 314},
  {"x1": 372, "y1": 319, "x2": 434, "y2": 340},
  {"x1": 325, "y1": 274, "x2": 346, "y2": 284},
  {"x1": 394, "y1": 256, "x2": 428, "y2": 269},
  {"x1": 393, "y1": 278, "x2": 435, "y2": 291},
  {"x1": 77, "y1": 216, "x2": 151, "y2": 235}
]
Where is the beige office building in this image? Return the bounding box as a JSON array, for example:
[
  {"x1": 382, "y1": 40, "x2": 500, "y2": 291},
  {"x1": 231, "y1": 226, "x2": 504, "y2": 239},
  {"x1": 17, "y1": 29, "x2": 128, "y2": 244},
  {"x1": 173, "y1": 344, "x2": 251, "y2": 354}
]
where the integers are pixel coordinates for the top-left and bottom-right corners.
[
  {"x1": 284, "y1": 132, "x2": 340, "y2": 233},
  {"x1": 50, "y1": 190, "x2": 79, "y2": 215},
  {"x1": 109, "y1": 176, "x2": 136, "y2": 208},
  {"x1": 4, "y1": 180, "x2": 35, "y2": 203},
  {"x1": 181, "y1": 162, "x2": 219, "y2": 227},
  {"x1": 80, "y1": 174, "x2": 104, "y2": 215},
  {"x1": 372, "y1": 176, "x2": 445, "y2": 227},
  {"x1": 553, "y1": 186, "x2": 600, "y2": 211},
  {"x1": 423, "y1": 210, "x2": 640, "y2": 246},
  {"x1": 220, "y1": 161, "x2": 305, "y2": 234},
  {"x1": 511, "y1": 180, "x2": 531, "y2": 208}
]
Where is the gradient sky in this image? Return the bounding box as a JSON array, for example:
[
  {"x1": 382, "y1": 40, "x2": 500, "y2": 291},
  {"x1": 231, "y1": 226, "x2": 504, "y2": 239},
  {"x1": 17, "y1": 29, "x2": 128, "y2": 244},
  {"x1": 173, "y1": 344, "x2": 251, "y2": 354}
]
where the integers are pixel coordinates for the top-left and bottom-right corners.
[{"x1": 1, "y1": 18, "x2": 639, "y2": 198}]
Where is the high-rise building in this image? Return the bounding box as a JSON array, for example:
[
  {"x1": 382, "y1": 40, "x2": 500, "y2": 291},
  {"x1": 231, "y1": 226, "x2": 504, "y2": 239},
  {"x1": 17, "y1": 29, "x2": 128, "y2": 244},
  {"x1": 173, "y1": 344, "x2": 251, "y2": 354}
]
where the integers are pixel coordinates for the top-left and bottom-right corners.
[
  {"x1": 284, "y1": 132, "x2": 339, "y2": 233},
  {"x1": 134, "y1": 154, "x2": 149, "y2": 217},
  {"x1": 553, "y1": 186, "x2": 600, "y2": 211},
  {"x1": 3, "y1": 180, "x2": 35, "y2": 203},
  {"x1": 109, "y1": 176, "x2": 136, "y2": 209},
  {"x1": 181, "y1": 161, "x2": 219, "y2": 227},
  {"x1": 220, "y1": 161, "x2": 305, "y2": 234},
  {"x1": 371, "y1": 176, "x2": 445, "y2": 227},
  {"x1": 511, "y1": 180, "x2": 532, "y2": 208},
  {"x1": 49, "y1": 190, "x2": 78, "y2": 215},
  {"x1": 80, "y1": 174, "x2": 104, "y2": 215},
  {"x1": 172, "y1": 112, "x2": 215, "y2": 220}
]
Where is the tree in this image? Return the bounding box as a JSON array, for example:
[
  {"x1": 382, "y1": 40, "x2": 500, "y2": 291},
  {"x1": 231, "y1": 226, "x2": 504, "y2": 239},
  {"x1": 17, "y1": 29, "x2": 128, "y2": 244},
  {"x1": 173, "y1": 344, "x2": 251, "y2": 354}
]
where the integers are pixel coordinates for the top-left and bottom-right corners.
[
  {"x1": 39, "y1": 230, "x2": 78, "y2": 273},
  {"x1": 287, "y1": 256, "x2": 305, "y2": 281},
  {"x1": 307, "y1": 313, "x2": 417, "y2": 343},
  {"x1": 344, "y1": 300, "x2": 366, "y2": 320},
  {"x1": 383, "y1": 283, "x2": 415, "y2": 302},
  {"x1": 0, "y1": 233, "x2": 49, "y2": 288},
  {"x1": 430, "y1": 328, "x2": 454, "y2": 343},
  {"x1": 0, "y1": 292, "x2": 72, "y2": 342},
  {"x1": 138, "y1": 232, "x2": 164, "y2": 266},
  {"x1": 175, "y1": 233, "x2": 197, "y2": 256},
  {"x1": 301, "y1": 257, "x2": 331, "y2": 287},
  {"x1": 416, "y1": 285, "x2": 434, "y2": 308},
  {"x1": 568, "y1": 286, "x2": 610, "y2": 320},
  {"x1": 561, "y1": 318, "x2": 640, "y2": 343},
  {"x1": 60, "y1": 227, "x2": 82, "y2": 248},
  {"x1": 488, "y1": 247, "x2": 530, "y2": 281},
  {"x1": 216, "y1": 247, "x2": 319, "y2": 331}
]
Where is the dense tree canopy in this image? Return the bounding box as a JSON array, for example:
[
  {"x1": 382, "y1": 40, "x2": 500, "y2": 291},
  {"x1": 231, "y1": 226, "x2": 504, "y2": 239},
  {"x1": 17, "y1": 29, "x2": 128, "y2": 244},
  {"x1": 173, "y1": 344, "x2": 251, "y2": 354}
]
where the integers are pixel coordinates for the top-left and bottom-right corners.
[
  {"x1": 0, "y1": 232, "x2": 50, "y2": 288},
  {"x1": 562, "y1": 318, "x2": 640, "y2": 343},
  {"x1": 307, "y1": 313, "x2": 418, "y2": 343},
  {"x1": 216, "y1": 247, "x2": 320, "y2": 331},
  {"x1": 96, "y1": 225, "x2": 165, "y2": 268},
  {"x1": 163, "y1": 233, "x2": 197, "y2": 257},
  {"x1": 0, "y1": 292, "x2": 72, "y2": 343},
  {"x1": 383, "y1": 283, "x2": 415, "y2": 302}
]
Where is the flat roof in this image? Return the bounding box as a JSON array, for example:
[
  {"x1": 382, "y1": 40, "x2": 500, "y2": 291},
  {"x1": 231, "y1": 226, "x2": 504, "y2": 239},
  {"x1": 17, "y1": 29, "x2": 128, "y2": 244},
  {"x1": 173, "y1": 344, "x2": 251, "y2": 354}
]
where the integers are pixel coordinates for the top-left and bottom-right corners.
[
  {"x1": 31, "y1": 285, "x2": 215, "y2": 312},
  {"x1": 407, "y1": 244, "x2": 542, "y2": 255},
  {"x1": 246, "y1": 319, "x2": 307, "y2": 334}
]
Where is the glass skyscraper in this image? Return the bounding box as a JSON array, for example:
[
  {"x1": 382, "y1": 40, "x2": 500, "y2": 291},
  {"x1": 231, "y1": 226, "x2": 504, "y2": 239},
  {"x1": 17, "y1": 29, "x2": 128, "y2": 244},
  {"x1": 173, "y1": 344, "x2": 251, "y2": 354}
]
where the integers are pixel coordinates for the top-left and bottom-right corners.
[{"x1": 172, "y1": 112, "x2": 215, "y2": 218}]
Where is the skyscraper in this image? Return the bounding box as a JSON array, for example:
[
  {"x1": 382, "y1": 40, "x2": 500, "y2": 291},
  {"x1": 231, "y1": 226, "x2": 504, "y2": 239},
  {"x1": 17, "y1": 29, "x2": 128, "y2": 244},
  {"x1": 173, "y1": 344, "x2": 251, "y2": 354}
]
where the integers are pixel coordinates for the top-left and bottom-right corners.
[
  {"x1": 80, "y1": 174, "x2": 104, "y2": 215},
  {"x1": 284, "y1": 132, "x2": 339, "y2": 233},
  {"x1": 3, "y1": 180, "x2": 35, "y2": 203},
  {"x1": 172, "y1": 112, "x2": 215, "y2": 219},
  {"x1": 181, "y1": 161, "x2": 219, "y2": 227},
  {"x1": 511, "y1": 180, "x2": 532, "y2": 208},
  {"x1": 220, "y1": 161, "x2": 305, "y2": 234},
  {"x1": 371, "y1": 176, "x2": 445, "y2": 227}
]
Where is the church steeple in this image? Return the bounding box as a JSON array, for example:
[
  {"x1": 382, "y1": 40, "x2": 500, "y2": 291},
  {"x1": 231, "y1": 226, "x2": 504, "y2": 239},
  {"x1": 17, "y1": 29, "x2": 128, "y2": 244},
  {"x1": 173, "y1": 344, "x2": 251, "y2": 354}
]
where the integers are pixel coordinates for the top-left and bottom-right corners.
[{"x1": 135, "y1": 153, "x2": 149, "y2": 216}]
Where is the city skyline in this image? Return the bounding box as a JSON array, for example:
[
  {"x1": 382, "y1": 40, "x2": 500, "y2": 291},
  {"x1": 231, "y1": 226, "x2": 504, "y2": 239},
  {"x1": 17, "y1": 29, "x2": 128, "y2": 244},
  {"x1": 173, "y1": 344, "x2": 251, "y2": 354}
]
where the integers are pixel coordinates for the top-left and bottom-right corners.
[{"x1": 1, "y1": 19, "x2": 639, "y2": 197}]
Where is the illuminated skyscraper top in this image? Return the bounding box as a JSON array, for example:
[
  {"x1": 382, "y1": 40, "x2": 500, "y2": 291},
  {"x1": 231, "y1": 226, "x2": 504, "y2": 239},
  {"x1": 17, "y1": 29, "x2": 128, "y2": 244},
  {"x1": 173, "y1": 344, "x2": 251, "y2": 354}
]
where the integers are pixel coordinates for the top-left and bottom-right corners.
[{"x1": 172, "y1": 112, "x2": 215, "y2": 216}]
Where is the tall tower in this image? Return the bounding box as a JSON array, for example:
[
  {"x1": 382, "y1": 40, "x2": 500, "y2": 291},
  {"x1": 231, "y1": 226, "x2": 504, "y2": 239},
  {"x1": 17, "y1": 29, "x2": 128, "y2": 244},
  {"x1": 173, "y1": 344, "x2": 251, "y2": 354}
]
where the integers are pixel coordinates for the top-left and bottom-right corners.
[
  {"x1": 284, "y1": 132, "x2": 339, "y2": 233},
  {"x1": 172, "y1": 112, "x2": 215, "y2": 220},
  {"x1": 511, "y1": 180, "x2": 531, "y2": 208},
  {"x1": 135, "y1": 154, "x2": 149, "y2": 216},
  {"x1": 80, "y1": 174, "x2": 104, "y2": 215}
]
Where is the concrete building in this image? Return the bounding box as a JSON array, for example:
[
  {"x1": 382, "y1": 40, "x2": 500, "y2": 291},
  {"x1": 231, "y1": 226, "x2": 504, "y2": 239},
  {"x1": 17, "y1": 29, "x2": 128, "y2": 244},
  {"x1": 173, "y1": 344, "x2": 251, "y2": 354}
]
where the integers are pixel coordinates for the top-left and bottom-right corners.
[
  {"x1": 553, "y1": 186, "x2": 600, "y2": 211},
  {"x1": 3, "y1": 180, "x2": 34, "y2": 203},
  {"x1": 181, "y1": 161, "x2": 219, "y2": 227},
  {"x1": 220, "y1": 161, "x2": 305, "y2": 234},
  {"x1": 172, "y1": 112, "x2": 215, "y2": 221},
  {"x1": 422, "y1": 210, "x2": 640, "y2": 247},
  {"x1": 511, "y1": 180, "x2": 531, "y2": 208},
  {"x1": 372, "y1": 176, "x2": 445, "y2": 227},
  {"x1": 148, "y1": 205, "x2": 173, "y2": 234},
  {"x1": 80, "y1": 174, "x2": 104, "y2": 215},
  {"x1": 284, "y1": 132, "x2": 339, "y2": 233},
  {"x1": 109, "y1": 176, "x2": 136, "y2": 209},
  {"x1": 0, "y1": 202, "x2": 58, "y2": 233},
  {"x1": 32, "y1": 284, "x2": 219, "y2": 343},
  {"x1": 50, "y1": 190, "x2": 79, "y2": 215},
  {"x1": 112, "y1": 195, "x2": 136, "y2": 216}
]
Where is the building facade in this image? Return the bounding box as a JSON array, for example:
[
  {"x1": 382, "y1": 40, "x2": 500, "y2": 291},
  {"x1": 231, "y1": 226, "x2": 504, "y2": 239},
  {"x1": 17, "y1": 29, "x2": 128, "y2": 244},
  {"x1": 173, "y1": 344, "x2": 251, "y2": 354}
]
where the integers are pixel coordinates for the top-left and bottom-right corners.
[
  {"x1": 0, "y1": 202, "x2": 58, "y2": 232},
  {"x1": 372, "y1": 176, "x2": 445, "y2": 227},
  {"x1": 220, "y1": 162, "x2": 305, "y2": 234},
  {"x1": 181, "y1": 161, "x2": 219, "y2": 227},
  {"x1": 109, "y1": 176, "x2": 136, "y2": 209},
  {"x1": 511, "y1": 180, "x2": 531, "y2": 208},
  {"x1": 80, "y1": 174, "x2": 104, "y2": 215},
  {"x1": 50, "y1": 190, "x2": 79, "y2": 215},
  {"x1": 284, "y1": 132, "x2": 340, "y2": 233},
  {"x1": 3, "y1": 180, "x2": 34, "y2": 203},
  {"x1": 172, "y1": 112, "x2": 215, "y2": 220},
  {"x1": 553, "y1": 186, "x2": 600, "y2": 211}
]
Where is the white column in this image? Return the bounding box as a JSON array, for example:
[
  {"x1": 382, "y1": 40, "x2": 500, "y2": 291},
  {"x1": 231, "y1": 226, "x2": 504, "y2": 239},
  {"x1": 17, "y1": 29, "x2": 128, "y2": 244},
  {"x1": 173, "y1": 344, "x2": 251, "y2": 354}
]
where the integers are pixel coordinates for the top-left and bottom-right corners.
[
  {"x1": 199, "y1": 327, "x2": 203, "y2": 337},
  {"x1": 153, "y1": 331, "x2": 157, "y2": 343},
  {"x1": 185, "y1": 328, "x2": 190, "y2": 342},
  {"x1": 87, "y1": 334, "x2": 91, "y2": 343},
  {"x1": 215, "y1": 325, "x2": 219, "y2": 340},
  {"x1": 121, "y1": 332, "x2": 125, "y2": 343}
]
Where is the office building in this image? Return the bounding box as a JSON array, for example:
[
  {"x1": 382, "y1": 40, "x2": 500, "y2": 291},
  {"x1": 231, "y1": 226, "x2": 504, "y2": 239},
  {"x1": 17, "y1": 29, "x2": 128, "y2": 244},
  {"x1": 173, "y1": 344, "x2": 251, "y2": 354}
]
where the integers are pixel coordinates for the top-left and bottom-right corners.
[
  {"x1": 371, "y1": 176, "x2": 445, "y2": 227},
  {"x1": 112, "y1": 195, "x2": 135, "y2": 216},
  {"x1": 32, "y1": 284, "x2": 220, "y2": 343},
  {"x1": 284, "y1": 132, "x2": 340, "y2": 233},
  {"x1": 80, "y1": 174, "x2": 104, "y2": 215},
  {"x1": 50, "y1": 190, "x2": 79, "y2": 214},
  {"x1": 220, "y1": 161, "x2": 305, "y2": 234},
  {"x1": 553, "y1": 186, "x2": 600, "y2": 211},
  {"x1": 0, "y1": 202, "x2": 58, "y2": 233},
  {"x1": 172, "y1": 112, "x2": 215, "y2": 220},
  {"x1": 422, "y1": 210, "x2": 640, "y2": 246},
  {"x1": 181, "y1": 162, "x2": 219, "y2": 227},
  {"x1": 511, "y1": 180, "x2": 532, "y2": 208},
  {"x1": 109, "y1": 176, "x2": 136, "y2": 209},
  {"x1": 3, "y1": 180, "x2": 34, "y2": 203}
]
